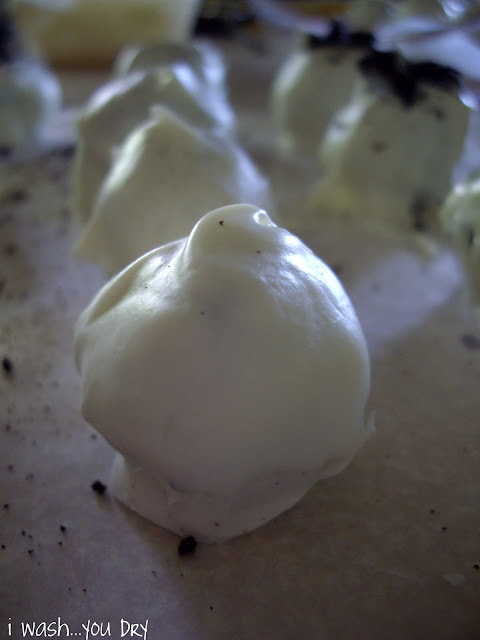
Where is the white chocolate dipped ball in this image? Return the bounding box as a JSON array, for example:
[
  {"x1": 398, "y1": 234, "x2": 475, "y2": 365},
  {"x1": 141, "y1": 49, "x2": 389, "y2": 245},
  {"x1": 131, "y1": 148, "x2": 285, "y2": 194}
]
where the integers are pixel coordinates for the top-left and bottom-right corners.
[
  {"x1": 272, "y1": 47, "x2": 359, "y2": 158},
  {"x1": 74, "y1": 107, "x2": 274, "y2": 276},
  {"x1": 72, "y1": 66, "x2": 234, "y2": 223},
  {"x1": 0, "y1": 59, "x2": 61, "y2": 149},
  {"x1": 310, "y1": 53, "x2": 470, "y2": 237},
  {"x1": 271, "y1": 23, "x2": 374, "y2": 159},
  {"x1": 440, "y1": 176, "x2": 480, "y2": 320},
  {"x1": 112, "y1": 39, "x2": 233, "y2": 132},
  {"x1": 74, "y1": 204, "x2": 373, "y2": 543}
]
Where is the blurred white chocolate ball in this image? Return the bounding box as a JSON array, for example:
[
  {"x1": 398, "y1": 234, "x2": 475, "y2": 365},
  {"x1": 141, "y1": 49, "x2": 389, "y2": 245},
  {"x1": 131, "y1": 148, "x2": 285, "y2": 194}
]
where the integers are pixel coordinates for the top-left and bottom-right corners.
[
  {"x1": 72, "y1": 66, "x2": 235, "y2": 223},
  {"x1": 74, "y1": 107, "x2": 273, "y2": 275}
]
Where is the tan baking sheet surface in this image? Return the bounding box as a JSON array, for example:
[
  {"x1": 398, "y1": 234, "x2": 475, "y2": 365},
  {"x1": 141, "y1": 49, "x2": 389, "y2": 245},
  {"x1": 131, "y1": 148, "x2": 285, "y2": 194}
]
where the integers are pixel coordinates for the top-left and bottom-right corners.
[{"x1": 1, "y1": 35, "x2": 479, "y2": 640}]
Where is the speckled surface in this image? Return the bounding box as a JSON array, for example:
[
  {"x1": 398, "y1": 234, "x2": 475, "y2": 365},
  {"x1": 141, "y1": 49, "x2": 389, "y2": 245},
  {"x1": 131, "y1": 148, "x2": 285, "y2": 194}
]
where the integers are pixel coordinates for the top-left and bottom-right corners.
[{"x1": 1, "y1": 34, "x2": 479, "y2": 640}]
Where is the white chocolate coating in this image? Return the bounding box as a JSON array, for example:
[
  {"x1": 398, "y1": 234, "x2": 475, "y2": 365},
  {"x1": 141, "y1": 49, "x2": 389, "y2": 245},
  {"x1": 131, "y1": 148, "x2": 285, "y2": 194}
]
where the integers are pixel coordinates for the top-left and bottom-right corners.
[
  {"x1": 72, "y1": 66, "x2": 234, "y2": 223},
  {"x1": 112, "y1": 40, "x2": 232, "y2": 131},
  {"x1": 271, "y1": 47, "x2": 361, "y2": 158},
  {"x1": 0, "y1": 59, "x2": 61, "y2": 148},
  {"x1": 113, "y1": 39, "x2": 226, "y2": 89},
  {"x1": 310, "y1": 78, "x2": 470, "y2": 236},
  {"x1": 74, "y1": 204, "x2": 373, "y2": 542},
  {"x1": 395, "y1": 0, "x2": 448, "y2": 19},
  {"x1": 344, "y1": 1, "x2": 388, "y2": 29},
  {"x1": 14, "y1": 0, "x2": 201, "y2": 67},
  {"x1": 74, "y1": 108, "x2": 273, "y2": 276},
  {"x1": 345, "y1": 0, "x2": 447, "y2": 29},
  {"x1": 440, "y1": 176, "x2": 480, "y2": 317}
]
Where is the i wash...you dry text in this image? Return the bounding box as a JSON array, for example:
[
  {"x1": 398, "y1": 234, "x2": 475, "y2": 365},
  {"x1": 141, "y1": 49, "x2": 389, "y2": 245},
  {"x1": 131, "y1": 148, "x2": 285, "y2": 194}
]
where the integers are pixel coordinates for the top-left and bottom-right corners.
[{"x1": 7, "y1": 618, "x2": 149, "y2": 639}]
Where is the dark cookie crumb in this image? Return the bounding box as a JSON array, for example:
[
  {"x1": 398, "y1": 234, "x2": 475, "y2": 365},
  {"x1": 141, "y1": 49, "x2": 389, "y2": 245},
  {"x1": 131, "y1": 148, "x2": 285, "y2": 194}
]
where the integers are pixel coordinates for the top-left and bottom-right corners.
[
  {"x1": 59, "y1": 525, "x2": 67, "y2": 533},
  {"x1": 4, "y1": 243, "x2": 18, "y2": 256},
  {"x1": 51, "y1": 144, "x2": 76, "y2": 158},
  {"x1": 307, "y1": 20, "x2": 345, "y2": 48},
  {"x1": 0, "y1": 4, "x2": 21, "y2": 63},
  {"x1": 358, "y1": 50, "x2": 460, "y2": 107},
  {"x1": 219, "y1": 220, "x2": 224, "y2": 226},
  {"x1": 194, "y1": 6, "x2": 255, "y2": 39},
  {"x1": 359, "y1": 51, "x2": 416, "y2": 106},
  {"x1": 2, "y1": 357, "x2": 14, "y2": 376},
  {"x1": 178, "y1": 535, "x2": 197, "y2": 557},
  {"x1": 3, "y1": 503, "x2": 9, "y2": 510},
  {"x1": 474, "y1": 564, "x2": 479, "y2": 570},
  {"x1": 0, "y1": 146, "x2": 12, "y2": 158},
  {"x1": 371, "y1": 141, "x2": 388, "y2": 153},
  {"x1": 410, "y1": 193, "x2": 431, "y2": 231},
  {"x1": 411, "y1": 61, "x2": 460, "y2": 91},
  {"x1": 27, "y1": 549, "x2": 34, "y2": 555},
  {"x1": 465, "y1": 226, "x2": 475, "y2": 249},
  {"x1": 461, "y1": 334, "x2": 480, "y2": 350},
  {"x1": 6, "y1": 188, "x2": 26, "y2": 203},
  {"x1": 1, "y1": 544, "x2": 5, "y2": 549},
  {"x1": 91, "y1": 480, "x2": 107, "y2": 495}
]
